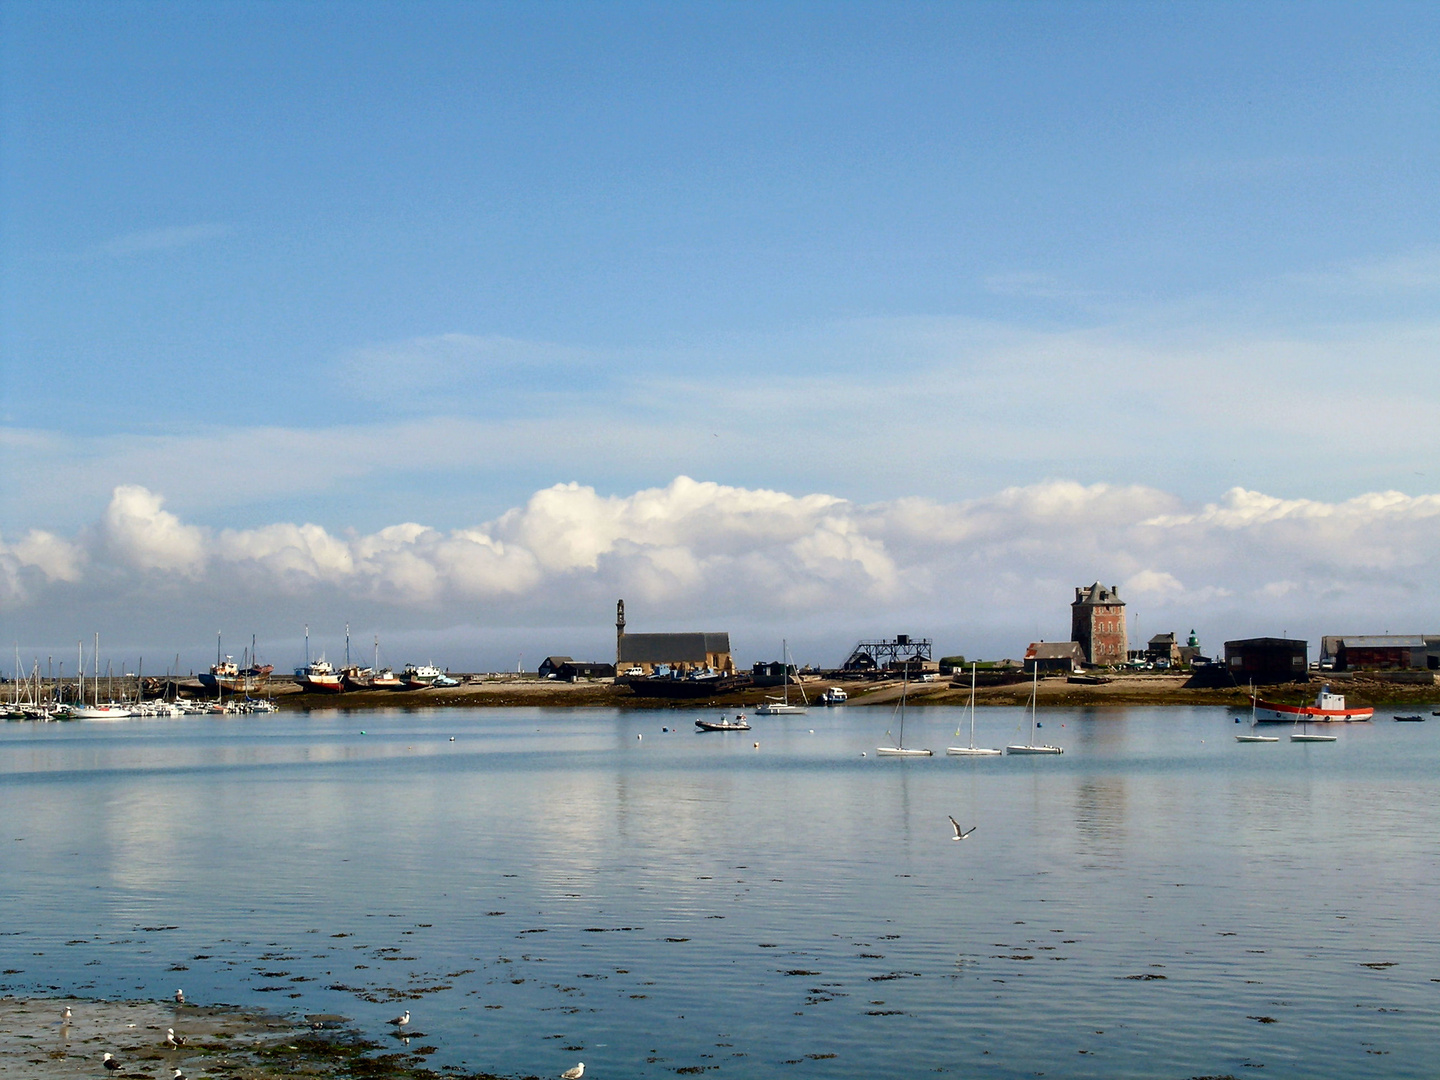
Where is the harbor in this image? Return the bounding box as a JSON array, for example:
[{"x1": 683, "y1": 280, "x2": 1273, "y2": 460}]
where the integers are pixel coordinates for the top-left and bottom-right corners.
[{"x1": 2, "y1": 705, "x2": 1437, "y2": 1079}]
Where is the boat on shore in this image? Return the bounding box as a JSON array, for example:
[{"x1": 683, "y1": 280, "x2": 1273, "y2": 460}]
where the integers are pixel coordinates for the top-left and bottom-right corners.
[
  {"x1": 401, "y1": 663, "x2": 444, "y2": 689},
  {"x1": 696, "y1": 713, "x2": 751, "y2": 731},
  {"x1": 819, "y1": 686, "x2": 848, "y2": 705},
  {"x1": 625, "y1": 672, "x2": 752, "y2": 699},
  {"x1": 1253, "y1": 685, "x2": 1373, "y2": 723}
]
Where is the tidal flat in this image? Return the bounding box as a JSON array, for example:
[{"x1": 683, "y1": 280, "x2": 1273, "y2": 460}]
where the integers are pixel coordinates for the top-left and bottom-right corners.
[{"x1": 2, "y1": 707, "x2": 1437, "y2": 1079}]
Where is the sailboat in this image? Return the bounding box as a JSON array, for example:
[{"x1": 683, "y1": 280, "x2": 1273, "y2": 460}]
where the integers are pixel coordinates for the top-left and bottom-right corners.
[
  {"x1": 756, "y1": 640, "x2": 808, "y2": 715},
  {"x1": 1005, "y1": 664, "x2": 1062, "y2": 755},
  {"x1": 876, "y1": 670, "x2": 932, "y2": 756},
  {"x1": 1290, "y1": 715, "x2": 1337, "y2": 743},
  {"x1": 73, "y1": 633, "x2": 132, "y2": 719},
  {"x1": 1235, "y1": 682, "x2": 1279, "y2": 742},
  {"x1": 947, "y1": 663, "x2": 1001, "y2": 756}
]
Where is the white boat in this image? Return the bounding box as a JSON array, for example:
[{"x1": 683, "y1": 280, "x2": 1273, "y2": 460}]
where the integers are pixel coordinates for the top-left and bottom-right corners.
[
  {"x1": 1290, "y1": 717, "x2": 1338, "y2": 743},
  {"x1": 1254, "y1": 684, "x2": 1372, "y2": 723},
  {"x1": 1006, "y1": 666, "x2": 1063, "y2": 755},
  {"x1": 877, "y1": 671, "x2": 932, "y2": 756},
  {"x1": 756, "y1": 639, "x2": 808, "y2": 715},
  {"x1": 294, "y1": 627, "x2": 344, "y2": 692},
  {"x1": 72, "y1": 704, "x2": 133, "y2": 720},
  {"x1": 819, "y1": 686, "x2": 848, "y2": 705},
  {"x1": 1235, "y1": 683, "x2": 1279, "y2": 742},
  {"x1": 696, "y1": 713, "x2": 751, "y2": 731},
  {"x1": 947, "y1": 663, "x2": 1001, "y2": 756},
  {"x1": 402, "y1": 663, "x2": 443, "y2": 689}
]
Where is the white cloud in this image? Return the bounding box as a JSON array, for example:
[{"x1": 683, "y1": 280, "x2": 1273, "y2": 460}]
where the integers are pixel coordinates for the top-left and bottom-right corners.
[
  {"x1": 89, "y1": 223, "x2": 232, "y2": 258},
  {"x1": 5, "y1": 478, "x2": 1438, "y2": 666}
]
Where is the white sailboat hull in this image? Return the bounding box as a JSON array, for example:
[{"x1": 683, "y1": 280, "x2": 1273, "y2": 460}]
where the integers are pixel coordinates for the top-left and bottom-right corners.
[
  {"x1": 876, "y1": 746, "x2": 933, "y2": 756},
  {"x1": 1235, "y1": 734, "x2": 1279, "y2": 743},
  {"x1": 946, "y1": 746, "x2": 1002, "y2": 756},
  {"x1": 755, "y1": 703, "x2": 808, "y2": 715},
  {"x1": 1006, "y1": 744, "x2": 1063, "y2": 755},
  {"x1": 1291, "y1": 733, "x2": 1337, "y2": 742}
]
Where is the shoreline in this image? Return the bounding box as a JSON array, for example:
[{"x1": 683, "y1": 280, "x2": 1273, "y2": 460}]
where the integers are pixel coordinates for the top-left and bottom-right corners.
[{"x1": 264, "y1": 673, "x2": 1440, "y2": 712}]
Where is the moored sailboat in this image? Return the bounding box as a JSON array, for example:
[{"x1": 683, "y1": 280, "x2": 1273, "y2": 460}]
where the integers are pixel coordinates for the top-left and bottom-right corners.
[
  {"x1": 947, "y1": 663, "x2": 1001, "y2": 756},
  {"x1": 1006, "y1": 665, "x2": 1062, "y2": 755},
  {"x1": 877, "y1": 671, "x2": 932, "y2": 756}
]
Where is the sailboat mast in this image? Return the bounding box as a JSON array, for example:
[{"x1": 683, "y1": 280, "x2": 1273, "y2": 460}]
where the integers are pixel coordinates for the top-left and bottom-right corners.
[
  {"x1": 1029, "y1": 664, "x2": 1039, "y2": 745},
  {"x1": 969, "y1": 663, "x2": 977, "y2": 748}
]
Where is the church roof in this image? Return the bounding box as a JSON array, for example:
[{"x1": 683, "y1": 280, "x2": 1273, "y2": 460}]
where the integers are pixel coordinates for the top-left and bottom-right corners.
[{"x1": 619, "y1": 632, "x2": 730, "y2": 663}]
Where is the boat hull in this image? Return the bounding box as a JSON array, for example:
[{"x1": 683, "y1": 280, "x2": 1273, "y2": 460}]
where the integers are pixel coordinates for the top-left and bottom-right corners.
[
  {"x1": 1291, "y1": 733, "x2": 1338, "y2": 742},
  {"x1": 1235, "y1": 734, "x2": 1279, "y2": 743},
  {"x1": 626, "y1": 675, "x2": 752, "y2": 699},
  {"x1": 296, "y1": 676, "x2": 343, "y2": 693},
  {"x1": 1006, "y1": 744, "x2": 1063, "y2": 755},
  {"x1": 696, "y1": 721, "x2": 751, "y2": 731},
  {"x1": 946, "y1": 746, "x2": 1002, "y2": 756},
  {"x1": 755, "y1": 703, "x2": 807, "y2": 715},
  {"x1": 1253, "y1": 698, "x2": 1372, "y2": 723},
  {"x1": 876, "y1": 746, "x2": 932, "y2": 756}
]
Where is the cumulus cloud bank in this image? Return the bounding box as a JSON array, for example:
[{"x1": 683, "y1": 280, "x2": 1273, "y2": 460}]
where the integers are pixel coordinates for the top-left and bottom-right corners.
[{"x1": 5, "y1": 478, "x2": 1439, "y2": 653}]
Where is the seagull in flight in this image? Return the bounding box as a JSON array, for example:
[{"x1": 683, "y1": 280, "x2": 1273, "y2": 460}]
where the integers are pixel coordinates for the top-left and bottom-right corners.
[
  {"x1": 948, "y1": 816, "x2": 976, "y2": 841},
  {"x1": 388, "y1": 1010, "x2": 410, "y2": 1029},
  {"x1": 561, "y1": 1064, "x2": 585, "y2": 1080}
]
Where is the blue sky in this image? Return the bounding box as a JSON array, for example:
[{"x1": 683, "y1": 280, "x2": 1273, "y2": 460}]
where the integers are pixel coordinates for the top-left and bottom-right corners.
[{"x1": 2, "y1": 2, "x2": 1438, "y2": 670}]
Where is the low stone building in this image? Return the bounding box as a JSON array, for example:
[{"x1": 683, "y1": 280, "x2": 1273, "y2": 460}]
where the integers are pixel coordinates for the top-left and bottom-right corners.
[
  {"x1": 614, "y1": 600, "x2": 734, "y2": 676},
  {"x1": 1024, "y1": 641, "x2": 1086, "y2": 675}
]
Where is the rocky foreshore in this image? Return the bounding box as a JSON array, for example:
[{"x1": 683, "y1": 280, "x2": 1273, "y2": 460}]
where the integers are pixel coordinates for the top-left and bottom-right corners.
[{"x1": 0, "y1": 996, "x2": 528, "y2": 1080}]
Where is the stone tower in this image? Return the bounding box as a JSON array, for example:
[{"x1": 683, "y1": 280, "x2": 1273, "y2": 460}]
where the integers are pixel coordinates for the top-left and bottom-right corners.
[
  {"x1": 615, "y1": 599, "x2": 626, "y2": 669},
  {"x1": 1071, "y1": 582, "x2": 1127, "y2": 666}
]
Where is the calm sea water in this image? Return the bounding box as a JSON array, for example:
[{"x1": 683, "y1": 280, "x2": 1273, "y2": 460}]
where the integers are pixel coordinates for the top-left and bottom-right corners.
[{"x1": 2, "y1": 705, "x2": 1438, "y2": 1078}]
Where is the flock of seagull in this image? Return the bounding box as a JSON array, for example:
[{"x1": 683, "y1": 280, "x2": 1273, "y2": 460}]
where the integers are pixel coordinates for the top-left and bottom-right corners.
[{"x1": 75, "y1": 992, "x2": 582, "y2": 1078}]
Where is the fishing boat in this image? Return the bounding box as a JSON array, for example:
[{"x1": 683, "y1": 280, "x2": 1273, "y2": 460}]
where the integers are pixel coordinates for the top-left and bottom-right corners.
[
  {"x1": 401, "y1": 663, "x2": 444, "y2": 689},
  {"x1": 1006, "y1": 666, "x2": 1063, "y2": 755},
  {"x1": 198, "y1": 634, "x2": 273, "y2": 695},
  {"x1": 294, "y1": 626, "x2": 344, "y2": 692},
  {"x1": 756, "y1": 640, "x2": 808, "y2": 715},
  {"x1": 819, "y1": 686, "x2": 848, "y2": 705},
  {"x1": 1236, "y1": 683, "x2": 1279, "y2": 742},
  {"x1": 295, "y1": 657, "x2": 342, "y2": 692},
  {"x1": 947, "y1": 663, "x2": 1001, "y2": 756},
  {"x1": 696, "y1": 713, "x2": 751, "y2": 731},
  {"x1": 1253, "y1": 685, "x2": 1372, "y2": 723},
  {"x1": 877, "y1": 671, "x2": 932, "y2": 756}
]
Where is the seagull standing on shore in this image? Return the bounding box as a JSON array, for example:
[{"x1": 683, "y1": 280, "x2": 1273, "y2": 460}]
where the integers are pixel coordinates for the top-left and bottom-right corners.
[
  {"x1": 948, "y1": 816, "x2": 976, "y2": 841},
  {"x1": 561, "y1": 1064, "x2": 585, "y2": 1080},
  {"x1": 388, "y1": 1010, "x2": 410, "y2": 1029},
  {"x1": 175, "y1": 988, "x2": 185, "y2": 1004},
  {"x1": 103, "y1": 1052, "x2": 121, "y2": 1071},
  {"x1": 165, "y1": 1027, "x2": 178, "y2": 1047},
  {"x1": 61, "y1": 1005, "x2": 72, "y2": 1022},
  {"x1": 173, "y1": 1070, "x2": 188, "y2": 1080}
]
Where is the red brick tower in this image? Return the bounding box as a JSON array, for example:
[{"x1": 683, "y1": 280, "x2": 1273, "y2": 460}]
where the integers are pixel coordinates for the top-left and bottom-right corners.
[{"x1": 1071, "y1": 583, "x2": 1127, "y2": 666}]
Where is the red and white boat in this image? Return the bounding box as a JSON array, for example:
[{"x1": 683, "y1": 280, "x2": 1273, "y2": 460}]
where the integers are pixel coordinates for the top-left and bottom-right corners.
[{"x1": 1253, "y1": 685, "x2": 1373, "y2": 723}]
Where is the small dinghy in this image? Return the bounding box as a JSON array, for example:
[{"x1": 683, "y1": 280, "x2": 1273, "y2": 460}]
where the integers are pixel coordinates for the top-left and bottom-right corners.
[{"x1": 696, "y1": 714, "x2": 751, "y2": 732}]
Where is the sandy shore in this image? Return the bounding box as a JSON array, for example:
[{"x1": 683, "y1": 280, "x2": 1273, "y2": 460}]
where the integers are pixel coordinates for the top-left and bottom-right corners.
[
  {"x1": 269, "y1": 673, "x2": 1440, "y2": 712},
  {"x1": 0, "y1": 996, "x2": 523, "y2": 1079}
]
